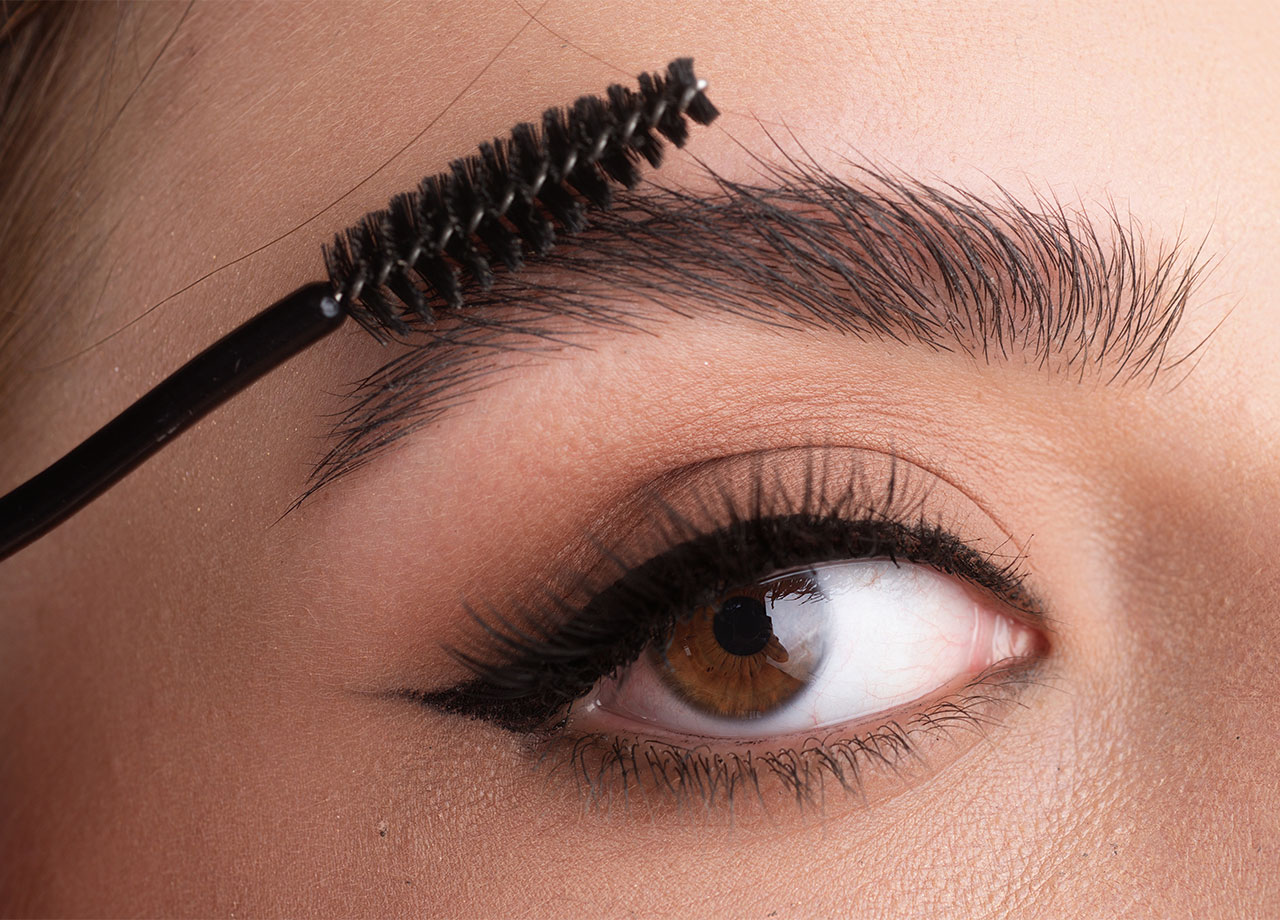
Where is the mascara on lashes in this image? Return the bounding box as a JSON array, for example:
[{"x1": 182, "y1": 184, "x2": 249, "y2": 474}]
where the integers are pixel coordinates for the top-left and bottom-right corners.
[{"x1": 0, "y1": 59, "x2": 720, "y2": 562}]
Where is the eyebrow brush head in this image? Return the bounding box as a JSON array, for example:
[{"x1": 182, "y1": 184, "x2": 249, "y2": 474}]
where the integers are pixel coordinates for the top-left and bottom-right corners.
[{"x1": 323, "y1": 58, "x2": 719, "y2": 339}]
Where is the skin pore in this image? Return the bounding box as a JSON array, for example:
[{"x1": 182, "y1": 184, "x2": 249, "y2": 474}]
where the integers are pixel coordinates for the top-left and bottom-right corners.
[{"x1": 1, "y1": 1, "x2": 1278, "y2": 916}]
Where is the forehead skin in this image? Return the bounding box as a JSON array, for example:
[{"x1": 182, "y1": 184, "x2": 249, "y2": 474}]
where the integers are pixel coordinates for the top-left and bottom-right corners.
[{"x1": 1, "y1": 1, "x2": 1277, "y2": 916}]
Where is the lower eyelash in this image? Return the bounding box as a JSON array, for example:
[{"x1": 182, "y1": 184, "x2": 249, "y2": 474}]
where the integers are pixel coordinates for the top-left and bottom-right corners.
[{"x1": 522, "y1": 659, "x2": 1044, "y2": 818}]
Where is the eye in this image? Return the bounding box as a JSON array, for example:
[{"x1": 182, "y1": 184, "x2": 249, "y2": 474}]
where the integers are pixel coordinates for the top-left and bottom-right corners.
[
  {"x1": 573, "y1": 560, "x2": 1039, "y2": 740},
  {"x1": 414, "y1": 447, "x2": 1048, "y2": 811}
]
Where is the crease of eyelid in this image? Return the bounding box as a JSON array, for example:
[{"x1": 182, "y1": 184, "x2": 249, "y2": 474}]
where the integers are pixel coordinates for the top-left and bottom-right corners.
[{"x1": 293, "y1": 152, "x2": 1214, "y2": 509}]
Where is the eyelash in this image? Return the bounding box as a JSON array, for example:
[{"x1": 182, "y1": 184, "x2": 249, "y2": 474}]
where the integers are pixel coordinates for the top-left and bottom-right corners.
[
  {"x1": 537, "y1": 660, "x2": 1042, "y2": 814},
  {"x1": 413, "y1": 449, "x2": 1042, "y2": 730}
]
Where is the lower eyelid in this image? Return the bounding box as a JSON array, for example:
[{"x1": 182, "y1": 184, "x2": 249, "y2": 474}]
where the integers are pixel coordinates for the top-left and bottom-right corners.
[{"x1": 523, "y1": 657, "x2": 1045, "y2": 819}]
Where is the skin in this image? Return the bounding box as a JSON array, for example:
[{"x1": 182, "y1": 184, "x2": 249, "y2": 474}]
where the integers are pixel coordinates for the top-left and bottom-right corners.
[{"x1": 1, "y1": 0, "x2": 1278, "y2": 915}]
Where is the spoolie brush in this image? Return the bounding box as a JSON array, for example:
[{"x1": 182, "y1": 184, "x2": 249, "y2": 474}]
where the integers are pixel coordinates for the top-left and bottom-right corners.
[{"x1": 0, "y1": 58, "x2": 719, "y2": 561}]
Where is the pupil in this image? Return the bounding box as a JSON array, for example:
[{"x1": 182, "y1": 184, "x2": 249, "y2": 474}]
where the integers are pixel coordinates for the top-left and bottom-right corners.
[{"x1": 711, "y1": 595, "x2": 773, "y2": 656}]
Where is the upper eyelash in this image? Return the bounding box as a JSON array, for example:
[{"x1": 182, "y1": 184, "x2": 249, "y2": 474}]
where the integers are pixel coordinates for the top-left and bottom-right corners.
[{"x1": 410, "y1": 450, "x2": 1040, "y2": 732}]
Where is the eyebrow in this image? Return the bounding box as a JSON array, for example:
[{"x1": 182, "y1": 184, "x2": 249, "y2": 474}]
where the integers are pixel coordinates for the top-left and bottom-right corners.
[{"x1": 301, "y1": 156, "x2": 1210, "y2": 501}]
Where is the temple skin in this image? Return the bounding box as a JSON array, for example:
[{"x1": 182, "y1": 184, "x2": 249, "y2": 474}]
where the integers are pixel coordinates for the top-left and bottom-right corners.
[{"x1": 0, "y1": 1, "x2": 1277, "y2": 916}]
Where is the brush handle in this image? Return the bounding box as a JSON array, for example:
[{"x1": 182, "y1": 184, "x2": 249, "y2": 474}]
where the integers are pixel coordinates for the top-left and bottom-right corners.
[{"x1": 0, "y1": 282, "x2": 345, "y2": 562}]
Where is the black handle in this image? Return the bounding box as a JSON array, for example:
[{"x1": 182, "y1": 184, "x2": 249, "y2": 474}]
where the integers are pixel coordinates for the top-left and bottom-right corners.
[{"x1": 0, "y1": 282, "x2": 346, "y2": 561}]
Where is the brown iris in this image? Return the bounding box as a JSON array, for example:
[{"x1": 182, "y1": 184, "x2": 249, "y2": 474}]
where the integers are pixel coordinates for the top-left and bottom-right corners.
[{"x1": 657, "y1": 577, "x2": 811, "y2": 717}]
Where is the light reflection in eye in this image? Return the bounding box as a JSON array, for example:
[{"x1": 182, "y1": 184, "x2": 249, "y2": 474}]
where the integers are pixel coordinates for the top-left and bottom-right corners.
[{"x1": 574, "y1": 560, "x2": 1038, "y2": 740}]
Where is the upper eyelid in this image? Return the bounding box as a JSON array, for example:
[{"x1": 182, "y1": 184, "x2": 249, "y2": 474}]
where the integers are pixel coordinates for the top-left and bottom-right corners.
[{"x1": 302, "y1": 156, "x2": 1210, "y2": 506}]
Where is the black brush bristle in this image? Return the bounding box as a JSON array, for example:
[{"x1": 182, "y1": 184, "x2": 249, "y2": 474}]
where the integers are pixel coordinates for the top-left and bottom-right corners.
[{"x1": 323, "y1": 57, "x2": 719, "y2": 337}]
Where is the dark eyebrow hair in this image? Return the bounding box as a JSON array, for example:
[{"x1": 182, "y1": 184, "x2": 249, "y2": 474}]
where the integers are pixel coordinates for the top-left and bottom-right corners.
[{"x1": 300, "y1": 156, "x2": 1211, "y2": 502}]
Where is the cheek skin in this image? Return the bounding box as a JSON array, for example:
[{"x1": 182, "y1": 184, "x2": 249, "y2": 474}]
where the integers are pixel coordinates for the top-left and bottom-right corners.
[{"x1": 1, "y1": 0, "x2": 1278, "y2": 917}]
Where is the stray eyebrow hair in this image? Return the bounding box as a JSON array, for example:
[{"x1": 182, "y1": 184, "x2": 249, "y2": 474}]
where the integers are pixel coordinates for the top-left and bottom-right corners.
[{"x1": 301, "y1": 155, "x2": 1211, "y2": 501}]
